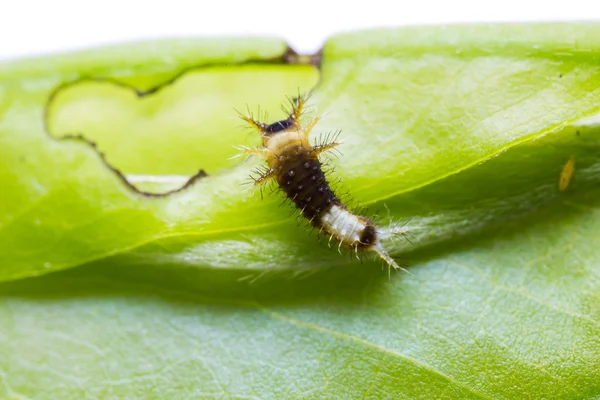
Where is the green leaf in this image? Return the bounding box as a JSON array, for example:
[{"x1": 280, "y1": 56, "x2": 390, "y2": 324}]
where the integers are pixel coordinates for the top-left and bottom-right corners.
[{"x1": 2, "y1": 23, "x2": 600, "y2": 398}]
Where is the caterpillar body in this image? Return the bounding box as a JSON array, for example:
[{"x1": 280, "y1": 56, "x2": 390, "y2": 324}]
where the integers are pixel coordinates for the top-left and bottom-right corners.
[{"x1": 238, "y1": 94, "x2": 404, "y2": 270}]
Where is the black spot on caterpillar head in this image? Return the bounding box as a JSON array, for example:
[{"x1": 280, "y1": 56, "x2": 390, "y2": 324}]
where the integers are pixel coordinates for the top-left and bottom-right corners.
[{"x1": 264, "y1": 118, "x2": 295, "y2": 135}]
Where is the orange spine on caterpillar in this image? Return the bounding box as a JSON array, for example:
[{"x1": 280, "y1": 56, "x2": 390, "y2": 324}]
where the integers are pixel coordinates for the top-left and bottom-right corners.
[{"x1": 237, "y1": 93, "x2": 406, "y2": 270}]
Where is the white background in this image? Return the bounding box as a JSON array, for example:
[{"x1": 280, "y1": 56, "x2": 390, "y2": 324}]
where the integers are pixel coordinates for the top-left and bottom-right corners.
[{"x1": 0, "y1": 0, "x2": 599, "y2": 60}]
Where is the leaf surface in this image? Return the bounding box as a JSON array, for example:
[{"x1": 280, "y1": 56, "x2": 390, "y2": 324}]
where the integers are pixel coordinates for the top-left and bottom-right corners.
[{"x1": 1, "y1": 23, "x2": 600, "y2": 399}]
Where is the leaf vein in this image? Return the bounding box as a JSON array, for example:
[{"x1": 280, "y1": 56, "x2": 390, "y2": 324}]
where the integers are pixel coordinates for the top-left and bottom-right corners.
[
  {"x1": 257, "y1": 305, "x2": 493, "y2": 400},
  {"x1": 448, "y1": 258, "x2": 600, "y2": 327}
]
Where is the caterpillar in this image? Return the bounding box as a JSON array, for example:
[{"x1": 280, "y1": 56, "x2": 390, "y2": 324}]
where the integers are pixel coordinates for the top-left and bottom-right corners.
[{"x1": 237, "y1": 94, "x2": 405, "y2": 270}]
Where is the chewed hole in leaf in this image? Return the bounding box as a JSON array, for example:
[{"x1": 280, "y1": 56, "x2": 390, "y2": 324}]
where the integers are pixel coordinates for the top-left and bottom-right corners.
[{"x1": 46, "y1": 64, "x2": 319, "y2": 194}]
